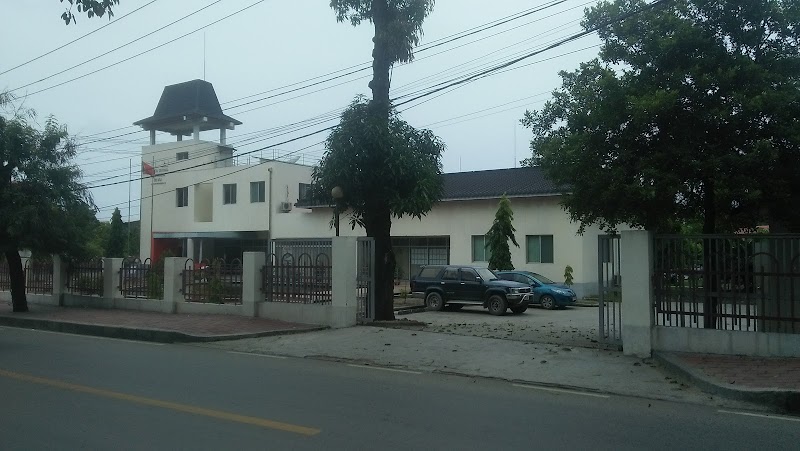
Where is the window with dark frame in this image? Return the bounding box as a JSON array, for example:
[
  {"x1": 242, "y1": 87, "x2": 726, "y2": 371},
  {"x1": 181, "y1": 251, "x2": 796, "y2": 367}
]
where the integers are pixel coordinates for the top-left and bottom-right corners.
[
  {"x1": 223, "y1": 183, "x2": 237, "y2": 205},
  {"x1": 298, "y1": 183, "x2": 312, "y2": 202},
  {"x1": 176, "y1": 151, "x2": 189, "y2": 161},
  {"x1": 250, "y1": 181, "x2": 265, "y2": 203},
  {"x1": 526, "y1": 235, "x2": 554, "y2": 263},
  {"x1": 471, "y1": 235, "x2": 491, "y2": 262},
  {"x1": 176, "y1": 187, "x2": 188, "y2": 207}
]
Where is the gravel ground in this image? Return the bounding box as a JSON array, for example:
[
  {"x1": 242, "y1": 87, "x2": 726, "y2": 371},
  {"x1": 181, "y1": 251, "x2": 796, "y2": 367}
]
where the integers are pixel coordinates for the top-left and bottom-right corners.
[{"x1": 399, "y1": 304, "x2": 606, "y2": 349}]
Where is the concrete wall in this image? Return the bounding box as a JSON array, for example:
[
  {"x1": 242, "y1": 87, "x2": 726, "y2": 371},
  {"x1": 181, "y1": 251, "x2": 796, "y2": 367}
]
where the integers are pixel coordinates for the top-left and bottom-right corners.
[{"x1": 653, "y1": 327, "x2": 800, "y2": 358}]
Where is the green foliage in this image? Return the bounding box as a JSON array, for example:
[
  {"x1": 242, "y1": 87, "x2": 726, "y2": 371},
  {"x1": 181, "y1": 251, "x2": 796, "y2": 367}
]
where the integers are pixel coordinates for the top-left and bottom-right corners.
[
  {"x1": 146, "y1": 256, "x2": 165, "y2": 300},
  {"x1": 60, "y1": 0, "x2": 118, "y2": 24},
  {"x1": 486, "y1": 195, "x2": 519, "y2": 271},
  {"x1": 105, "y1": 208, "x2": 125, "y2": 258},
  {"x1": 521, "y1": 0, "x2": 800, "y2": 233},
  {"x1": 312, "y1": 98, "x2": 445, "y2": 229},
  {"x1": 564, "y1": 265, "x2": 574, "y2": 287},
  {"x1": 209, "y1": 276, "x2": 224, "y2": 304},
  {"x1": 0, "y1": 113, "x2": 96, "y2": 258},
  {"x1": 329, "y1": 0, "x2": 435, "y2": 65},
  {"x1": 75, "y1": 274, "x2": 103, "y2": 295}
]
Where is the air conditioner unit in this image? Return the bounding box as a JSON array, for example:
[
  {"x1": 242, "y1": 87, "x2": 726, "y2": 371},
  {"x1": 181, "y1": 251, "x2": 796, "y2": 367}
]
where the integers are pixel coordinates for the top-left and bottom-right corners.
[{"x1": 279, "y1": 201, "x2": 293, "y2": 213}]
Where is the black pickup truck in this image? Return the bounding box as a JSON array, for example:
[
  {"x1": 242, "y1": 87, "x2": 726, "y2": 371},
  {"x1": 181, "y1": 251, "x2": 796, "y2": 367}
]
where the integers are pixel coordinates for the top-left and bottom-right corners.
[{"x1": 410, "y1": 265, "x2": 532, "y2": 315}]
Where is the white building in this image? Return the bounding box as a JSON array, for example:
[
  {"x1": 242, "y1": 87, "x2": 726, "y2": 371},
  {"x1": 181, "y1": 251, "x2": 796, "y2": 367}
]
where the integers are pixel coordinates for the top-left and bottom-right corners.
[{"x1": 137, "y1": 80, "x2": 613, "y2": 297}]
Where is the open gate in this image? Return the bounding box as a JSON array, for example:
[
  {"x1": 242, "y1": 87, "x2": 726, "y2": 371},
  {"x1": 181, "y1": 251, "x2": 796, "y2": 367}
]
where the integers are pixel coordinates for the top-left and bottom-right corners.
[{"x1": 598, "y1": 234, "x2": 622, "y2": 347}]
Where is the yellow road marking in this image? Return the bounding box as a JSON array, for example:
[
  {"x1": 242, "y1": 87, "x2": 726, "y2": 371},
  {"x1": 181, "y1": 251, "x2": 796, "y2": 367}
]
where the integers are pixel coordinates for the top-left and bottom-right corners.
[{"x1": 0, "y1": 369, "x2": 320, "y2": 436}]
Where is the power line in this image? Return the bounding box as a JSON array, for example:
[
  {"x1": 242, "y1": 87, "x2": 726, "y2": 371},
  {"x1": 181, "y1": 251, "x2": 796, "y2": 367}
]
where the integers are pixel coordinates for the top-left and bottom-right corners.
[
  {"x1": 0, "y1": 0, "x2": 159, "y2": 77},
  {"x1": 65, "y1": 0, "x2": 584, "y2": 140},
  {"x1": 17, "y1": 0, "x2": 266, "y2": 97}
]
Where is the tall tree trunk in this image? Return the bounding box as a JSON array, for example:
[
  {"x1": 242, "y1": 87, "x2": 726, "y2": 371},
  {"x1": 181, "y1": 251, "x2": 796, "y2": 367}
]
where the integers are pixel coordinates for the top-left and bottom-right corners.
[
  {"x1": 701, "y1": 178, "x2": 717, "y2": 329},
  {"x1": 369, "y1": 0, "x2": 392, "y2": 113},
  {"x1": 364, "y1": 0, "x2": 395, "y2": 320},
  {"x1": 364, "y1": 208, "x2": 396, "y2": 321},
  {"x1": 4, "y1": 249, "x2": 28, "y2": 312}
]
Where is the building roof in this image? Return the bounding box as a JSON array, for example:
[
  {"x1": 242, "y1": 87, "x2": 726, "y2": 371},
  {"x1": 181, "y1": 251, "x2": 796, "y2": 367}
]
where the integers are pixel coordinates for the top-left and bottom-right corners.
[
  {"x1": 442, "y1": 166, "x2": 564, "y2": 200},
  {"x1": 296, "y1": 166, "x2": 565, "y2": 208},
  {"x1": 133, "y1": 79, "x2": 241, "y2": 134}
]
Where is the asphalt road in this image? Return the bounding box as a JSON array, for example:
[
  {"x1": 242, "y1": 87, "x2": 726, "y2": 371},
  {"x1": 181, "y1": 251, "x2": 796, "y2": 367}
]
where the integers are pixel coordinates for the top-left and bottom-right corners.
[{"x1": 0, "y1": 327, "x2": 798, "y2": 451}]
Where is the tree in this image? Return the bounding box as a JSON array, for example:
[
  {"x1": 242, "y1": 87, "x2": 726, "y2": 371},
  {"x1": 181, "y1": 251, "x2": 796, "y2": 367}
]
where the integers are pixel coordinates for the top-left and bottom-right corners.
[
  {"x1": 485, "y1": 195, "x2": 518, "y2": 271},
  {"x1": 326, "y1": 0, "x2": 438, "y2": 320},
  {"x1": 105, "y1": 207, "x2": 125, "y2": 258},
  {"x1": 0, "y1": 110, "x2": 96, "y2": 312},
  {"x1": 60, "y1": 0, "x2": 119, "y2": 24},
  {"x1": 311, "y1": 98, "x2": 444, "y2": 320},
  {"x1": 521, "y1": 0, "x2": 800, "y2": 234}
]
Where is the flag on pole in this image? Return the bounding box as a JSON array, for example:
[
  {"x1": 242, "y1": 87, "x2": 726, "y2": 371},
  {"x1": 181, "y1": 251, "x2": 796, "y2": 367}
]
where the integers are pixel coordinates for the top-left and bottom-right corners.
[{"x1": 142, "y1": 161, "x2": 156, "y2": 177}]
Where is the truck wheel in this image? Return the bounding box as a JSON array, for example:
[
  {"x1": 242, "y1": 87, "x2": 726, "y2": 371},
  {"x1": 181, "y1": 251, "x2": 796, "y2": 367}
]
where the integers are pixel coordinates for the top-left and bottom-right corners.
[
  {"x1": 510, "y1": 305, "x2": 528, "y2": 314},
  {"x1": 426, "y1": 292, "x2": 444, "y2": 311},
  {"x1": 487, "y1": 295, "x2": 507, "y2": 316}
]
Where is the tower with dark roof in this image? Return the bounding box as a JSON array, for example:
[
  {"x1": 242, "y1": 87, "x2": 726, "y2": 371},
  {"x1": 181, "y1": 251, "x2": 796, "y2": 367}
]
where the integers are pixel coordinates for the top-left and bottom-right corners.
[{"x1": 133, "y1": 79, "x2": 241, "y2": 145}]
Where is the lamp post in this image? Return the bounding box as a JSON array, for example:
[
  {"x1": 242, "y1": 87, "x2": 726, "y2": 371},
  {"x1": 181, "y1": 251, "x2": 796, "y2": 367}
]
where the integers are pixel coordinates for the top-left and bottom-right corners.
[{"x1": 331, "y1": 186, "x2": 343, "y2": 237}]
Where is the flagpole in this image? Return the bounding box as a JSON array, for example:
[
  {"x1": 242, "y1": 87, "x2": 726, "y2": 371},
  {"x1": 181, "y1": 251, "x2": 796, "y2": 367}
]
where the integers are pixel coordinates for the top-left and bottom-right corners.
[
  {"x1": 127, "y1": 158, "x2": 132, "y2": 257},
  {"x1": 150, "y1": 156, "x2": 155, "y2": 260}
]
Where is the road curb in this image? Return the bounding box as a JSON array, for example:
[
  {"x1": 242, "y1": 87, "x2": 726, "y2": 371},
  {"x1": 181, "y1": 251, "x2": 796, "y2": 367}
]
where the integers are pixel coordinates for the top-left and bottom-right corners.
[
  {"x1": 654, "y1": 352, "x2": 800, "y2": 414},
  {"x1": 0, "y1": 316, "x2": 327, "y2": 344}
]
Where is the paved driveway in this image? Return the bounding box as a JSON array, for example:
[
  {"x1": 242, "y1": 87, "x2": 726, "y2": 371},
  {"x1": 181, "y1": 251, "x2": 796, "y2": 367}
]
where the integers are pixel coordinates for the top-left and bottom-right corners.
[{"x1": 402, "y1": 304, "x2": 603, "y2": 349}]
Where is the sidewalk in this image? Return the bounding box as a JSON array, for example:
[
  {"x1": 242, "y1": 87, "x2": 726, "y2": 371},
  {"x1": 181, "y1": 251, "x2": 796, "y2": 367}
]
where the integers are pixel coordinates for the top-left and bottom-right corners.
[
  {"x1": 656, "y1": 352, "x2": 800, "y2": 413},
  {"x1": 0, "y1": 303, "x2": 324, "y2": 342}
]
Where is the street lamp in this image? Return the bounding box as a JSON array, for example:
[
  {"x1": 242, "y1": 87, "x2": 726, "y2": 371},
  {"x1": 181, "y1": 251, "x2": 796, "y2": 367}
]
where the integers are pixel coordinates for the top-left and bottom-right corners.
[{"x1": 331, "y1": 186, "x2": 343, "y2": 237}]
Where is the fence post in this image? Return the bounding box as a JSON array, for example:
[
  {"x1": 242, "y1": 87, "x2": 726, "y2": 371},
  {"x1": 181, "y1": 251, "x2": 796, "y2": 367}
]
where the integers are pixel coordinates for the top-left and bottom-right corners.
[
  {"x1": 104, "y1": 258, "x2": 124, "y2": 302},
  {"x1": 52, "y1": 255, "x2": 68, "y2": 306},
  {"x1": 620, "y1": 230, "x2": 655, "y2": 358},
  {"x1": 162, "y1": 257, "x2": 184, "y2": 314},
  {"x1": 331, "y1": 237, "x2": 358, "y2": 328},
  {"x1": 242, "y1": 252, "x2": 265, "y2": 317}
]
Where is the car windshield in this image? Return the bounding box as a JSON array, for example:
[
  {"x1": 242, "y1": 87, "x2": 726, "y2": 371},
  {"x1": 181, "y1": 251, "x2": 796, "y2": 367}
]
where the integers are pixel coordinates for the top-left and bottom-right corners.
[
  {"x1": 476, "y1": 268, "x2": 497, "y2": 281},
  {"x1": 530, "y1": 272, "x2": 556, "y2": 284}
]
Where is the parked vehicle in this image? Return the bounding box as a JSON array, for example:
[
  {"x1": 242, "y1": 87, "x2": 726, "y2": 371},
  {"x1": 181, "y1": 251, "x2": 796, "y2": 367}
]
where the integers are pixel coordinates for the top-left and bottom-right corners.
[
  {"x1": 410, "y1": 265, "x2": 531, "y2": 315},
  {"x1": 495, "y1": 271, "x2": 576, "y2": 310}
]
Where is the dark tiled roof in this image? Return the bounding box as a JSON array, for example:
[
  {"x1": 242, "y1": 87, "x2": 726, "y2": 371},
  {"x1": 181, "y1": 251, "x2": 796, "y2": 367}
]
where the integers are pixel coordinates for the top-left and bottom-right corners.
[
  {"x1": 295, "y1": 166, "x2": 564, "y2": 208},
  {"x1": 442, "y1": 166, "x2": 564, "y2": 200},
  {"x1": 133, "y1": 79, "x2": 241, "y2": 129}
]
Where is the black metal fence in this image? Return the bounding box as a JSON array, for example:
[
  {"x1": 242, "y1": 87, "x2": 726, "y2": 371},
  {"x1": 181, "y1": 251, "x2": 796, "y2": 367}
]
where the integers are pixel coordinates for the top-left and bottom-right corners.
[
  {"x1": 24, "y1": 260, "x2": 53, "y2": 294},
  {"x1": 0, "y1": 261, "x2": 10, "y2": 291},
  {"x1": 357, "y1": 237, "x2": 375, "y2": 320},
  {"x1": 66, "y1": 259, "x2": 104, "y2": 296},
  {"x1": 182, "y1": 258, "x2": 243, "y2": 304},
  {"x1": 653, "y1": 234, "x2": 800, "y2": 334},
  {"x1": 119, "y1": 257, "x2": 163, "y2": 299},
  {"x1": 262, "y1": 240, "x2": 332, "y2": 304}
]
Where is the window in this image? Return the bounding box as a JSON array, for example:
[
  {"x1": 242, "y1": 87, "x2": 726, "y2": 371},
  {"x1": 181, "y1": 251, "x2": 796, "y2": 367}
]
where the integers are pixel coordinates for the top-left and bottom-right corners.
[
  {"x1": 176, "y1": 187, "x2": 188, "y2": 207},
  {"x1": 176, "y1": 151, "x2": 189, "y2": 161},
  {"x1": 298, "y1": 183, "x2": 312, "y2": 202},
  {"x1": 471, "y1": 235, "x2": 492, "y2": 262},
  {"x1": 526, "y1": 235, "x2": 554, "y2": 263},
  {"x1": 460, "y1": 268, "x2": 479, "y2": 281},
  {"x1": 250, "y1": 181, "x2": 265, "y2": 203},
  {"x1": 418, "y1": 267, "x2": 441, "y2": 278},
  {"x1": 223, "y1": 183, "x2": 237, "y2": 205},
  {"x1": 442, "y1": 268, "x2": 459, "y2": 280}
]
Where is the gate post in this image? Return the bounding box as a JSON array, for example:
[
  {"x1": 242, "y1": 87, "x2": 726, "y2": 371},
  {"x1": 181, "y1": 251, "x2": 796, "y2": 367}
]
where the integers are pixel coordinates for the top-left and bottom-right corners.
[
  {"x1": 620, "y1": 230, "x2": 655, "y2": 357},
  {"x1": 52, "y1": 255, "x2": 68, "y2": 306},
  {"x1": 332, "y1": 237, "x2": 358, "y2": 328},
  {"x1": 242, "y1": 252, "x2": 265, "y2": 318},
  {"x1": 162, "y1": 257, "x2": 183, "y2": 314},
  {"x1": 104, "y1": 258, "x2": 124, "y2": 302}
]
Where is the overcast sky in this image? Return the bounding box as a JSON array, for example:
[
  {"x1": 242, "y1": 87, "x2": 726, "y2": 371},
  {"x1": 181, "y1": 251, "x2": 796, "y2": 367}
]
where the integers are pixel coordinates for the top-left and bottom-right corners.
[{"x1": 2, "y1": 0, "x2": 600, "y2": 221}]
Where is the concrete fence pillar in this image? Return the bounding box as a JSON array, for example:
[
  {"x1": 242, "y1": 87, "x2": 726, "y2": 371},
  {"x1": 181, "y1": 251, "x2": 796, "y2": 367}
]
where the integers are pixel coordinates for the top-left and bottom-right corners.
[
  {"x1": 162, "y1": 257, "x2": 184, "y2": 314},
  {"x1": 242, "y1": 252, "x2": 265, "y2": 317},
  {"x1": 52, "y1": 255, "x2": 68, "y2": 305},
  {"x1": 104, "y1": 258, "x2": 124, "y2": 301},
  {"x1": 331, "y1": 237, "x2": 358, "y2": 328},
  {"x1": 620, "y1": 230, "x2": 655, "y2": 358}
]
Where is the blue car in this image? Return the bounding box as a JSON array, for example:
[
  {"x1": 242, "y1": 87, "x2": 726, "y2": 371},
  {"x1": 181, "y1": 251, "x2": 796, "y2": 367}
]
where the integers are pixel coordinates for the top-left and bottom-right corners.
[{"x1": 495, "y1": 271, "x2": 577, "y2": 309}]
